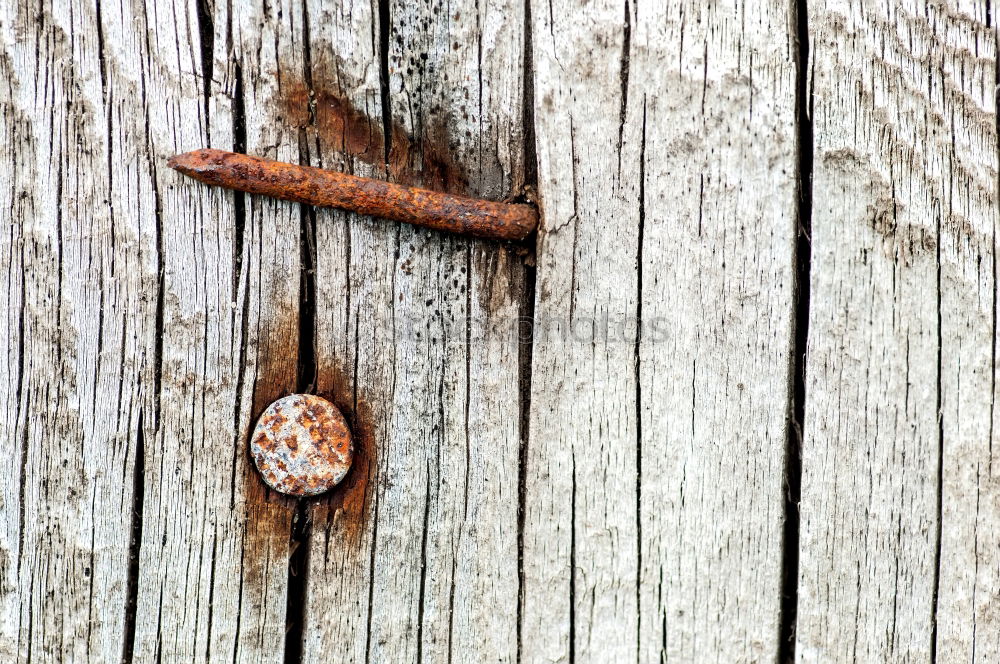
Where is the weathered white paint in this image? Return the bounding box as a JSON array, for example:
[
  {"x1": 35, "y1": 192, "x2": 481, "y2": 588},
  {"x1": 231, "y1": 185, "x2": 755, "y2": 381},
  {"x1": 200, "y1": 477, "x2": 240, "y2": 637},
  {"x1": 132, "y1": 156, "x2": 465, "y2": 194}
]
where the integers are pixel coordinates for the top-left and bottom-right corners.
[
  {"x1": 523, "y1": 0, "x2": 799, "y2": 661},
  {"x1": 798, "y1": 1, "x2": 1000, "y2": 661}
]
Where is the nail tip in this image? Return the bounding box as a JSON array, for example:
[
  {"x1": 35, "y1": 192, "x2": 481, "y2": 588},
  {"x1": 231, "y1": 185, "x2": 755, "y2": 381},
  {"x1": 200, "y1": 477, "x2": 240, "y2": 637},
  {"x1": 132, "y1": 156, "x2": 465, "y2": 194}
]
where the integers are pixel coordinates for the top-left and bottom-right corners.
[{"x1": 167, "y1": 150, "x2": 204, "y2": 175}]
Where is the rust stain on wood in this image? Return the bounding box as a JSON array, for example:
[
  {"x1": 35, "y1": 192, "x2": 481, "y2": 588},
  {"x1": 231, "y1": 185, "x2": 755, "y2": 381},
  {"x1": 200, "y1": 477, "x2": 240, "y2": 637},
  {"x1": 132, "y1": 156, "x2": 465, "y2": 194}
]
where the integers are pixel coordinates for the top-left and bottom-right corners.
[
  {"x1": 238, "y1": 306, "x2": 300, "y2": 586},
  {"x1": 239, "y1": 366, "x2": 375, "y2": 585},
  {"x1": 308, "y1": 362, "x2": 377, "y2": 548},
  {"x1": 275, "y1": 77, "x2": 469, "y2": 194}
]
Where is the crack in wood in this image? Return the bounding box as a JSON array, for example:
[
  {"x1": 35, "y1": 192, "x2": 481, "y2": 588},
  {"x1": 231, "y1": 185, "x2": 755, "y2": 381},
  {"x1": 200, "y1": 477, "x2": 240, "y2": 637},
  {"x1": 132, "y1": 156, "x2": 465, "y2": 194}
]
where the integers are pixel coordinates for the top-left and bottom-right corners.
[{"x1": 777, "y1": 0, "x2": 814, "y2": 660}]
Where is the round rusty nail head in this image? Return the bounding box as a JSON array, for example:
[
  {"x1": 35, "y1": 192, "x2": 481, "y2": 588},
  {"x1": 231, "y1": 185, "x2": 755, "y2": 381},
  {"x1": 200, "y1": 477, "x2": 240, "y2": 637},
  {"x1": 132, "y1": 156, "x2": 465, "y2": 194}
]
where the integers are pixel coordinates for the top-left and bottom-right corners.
[{"x1": 250, "y1": 394, "x2": 353, "y2": 497}]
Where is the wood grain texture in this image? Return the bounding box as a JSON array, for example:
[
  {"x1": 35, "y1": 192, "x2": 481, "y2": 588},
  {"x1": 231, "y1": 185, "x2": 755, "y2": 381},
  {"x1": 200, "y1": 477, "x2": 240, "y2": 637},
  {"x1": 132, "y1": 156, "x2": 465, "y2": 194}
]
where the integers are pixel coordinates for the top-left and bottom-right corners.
[
  {"x1": 798, "y1": 1, "x2": 1000, "y2": 661},
  {"x1": 129, "y1": 1, "x2": 306, "y2": 661},
  {"x1": 523, "y1": 0, "x2": 798, "y2": 661},
  {"x1": 5, "y1": 0, "x2": 1000, "y2": 661},
  {"x1": 1, "y1": 0, "x2": 308, "y2": 660},
  {"x1": 0, "y1": 1, "x2": 155, "y2": 660},
  {"x1": 299, "y1": 0, "x2": 527, "y2": 662}
]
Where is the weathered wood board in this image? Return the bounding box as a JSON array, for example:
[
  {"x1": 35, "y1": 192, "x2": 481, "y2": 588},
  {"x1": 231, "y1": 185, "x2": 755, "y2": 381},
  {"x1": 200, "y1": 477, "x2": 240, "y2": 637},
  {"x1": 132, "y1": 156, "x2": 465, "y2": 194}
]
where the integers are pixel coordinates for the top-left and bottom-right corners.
[
  {"x1": 297, "y1": 0, "x2": 527, "y2": 661},
  {"x1": 1, "y1": 0, "x2": 998, "y2": 662},
  {"x1": 522, "y1": 0, "x2": 799, "y2": 661},
  {"x1": 798, "y1": 1, "x2": 1000, "y2": 661},
  {"x1": 1, "y1": 2, "x2": 155, "y2": 660},
  {"x1": 132, "y1": 2, "x2": 305, "y2": 660}
]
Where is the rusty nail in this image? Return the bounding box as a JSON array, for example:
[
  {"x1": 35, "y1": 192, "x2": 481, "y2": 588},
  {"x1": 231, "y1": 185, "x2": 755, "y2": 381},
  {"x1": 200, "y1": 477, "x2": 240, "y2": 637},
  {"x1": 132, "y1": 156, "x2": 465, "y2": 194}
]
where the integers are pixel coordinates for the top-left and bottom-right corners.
[
  {"x1": 250, "y1": 394, "x2": 353, "y2": 497},
  {"x1": 168, "y1": 148, "x2": 538, "y2": 241}
]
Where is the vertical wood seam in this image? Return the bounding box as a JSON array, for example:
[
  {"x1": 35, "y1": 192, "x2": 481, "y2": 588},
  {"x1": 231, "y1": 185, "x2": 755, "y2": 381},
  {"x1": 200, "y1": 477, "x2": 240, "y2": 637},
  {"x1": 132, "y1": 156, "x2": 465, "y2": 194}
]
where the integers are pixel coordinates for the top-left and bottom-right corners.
[
  {"x1": 517, "y1": 1, "x2": 539, "y2": 662},
  {"x1": 227, "y1": 60, "x2": 251, "y2": 664},
  {"x1": 228, "y1": 63, "x2": 249, "y2": 513},
  {"x1": 195, "y1": 0, "x2": 215, "y2": 145},
  {"x1": 121, "y1": 412, "x2": 146, "y2": 664},
  {"x1": 989, "y1": 9, "x2": 998, "y2": 482},
  {"x1": 377, "y1": 0, "x2": 392, "y2": 173},
  {"x1": 929, "y1": 66, "x2": 946, "y2": 664},
  {"x1": 122, "y1": 17, "x2": 168, "y2": 654},
  {"x1": 285, "y1": 6, "x2": 321, "y2": 658},
  {"x1": 633, "y1": 93, "x2": 646, "y2": 664},
  {"x1": 779, "y1": 0, "x2": 814, "y2": 659}
]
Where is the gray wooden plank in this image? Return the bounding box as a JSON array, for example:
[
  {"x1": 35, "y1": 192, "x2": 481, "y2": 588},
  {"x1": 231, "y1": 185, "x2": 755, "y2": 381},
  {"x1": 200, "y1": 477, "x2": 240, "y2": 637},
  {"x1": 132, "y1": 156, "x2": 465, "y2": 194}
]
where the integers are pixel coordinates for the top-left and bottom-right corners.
[
  {"x1": 298, "y1": 0, "x2": 528, "y2": 661},
  {"x1": 2, "y1": 2, "x2": 310, "y2": 661},
  {"x1": 926, "y1": 6, "x2": 1000, "y2": 657},
  {"x1": 0, "y1": 1, "x2": 156, "y2": 660},
  {"x1": 9, "y1": 0, "x2": 997, "y2": 660},
  {"x1": 128, "y1": 0, "x2": 314, "y2": 659},
  {"x1": 523, "y1": 0, "x2": 799, "y2": 661},
  {"x1": 798, "y1": 1, "x2": 1000, "y2": 661}
]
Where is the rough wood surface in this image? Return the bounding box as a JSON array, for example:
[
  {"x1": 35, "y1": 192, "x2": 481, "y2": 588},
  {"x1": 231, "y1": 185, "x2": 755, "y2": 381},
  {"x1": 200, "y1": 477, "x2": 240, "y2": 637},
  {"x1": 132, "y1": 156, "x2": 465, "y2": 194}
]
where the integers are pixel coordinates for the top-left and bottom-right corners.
[
  {"x1": 129, "y1": 1, "x2": 306, "y2": 661},
  {"x1": 522, "y1": 0, "x2": 799, "y2": 661},
  {"x1": 0, "y1": 2, "x2": 154, "y2": 660},
  {"x1": 299, "y1": 1, "x2": 527, "y2": 662},
  {"x1": 798, "y1": 1, "x2": 1000, "y2": 661},
  {"x1": 1, "y1": 0, "x2": 305, "y2": 661},
  {"x1": 4, "y1": 0, "x2": 1000, "y2": 662}
]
